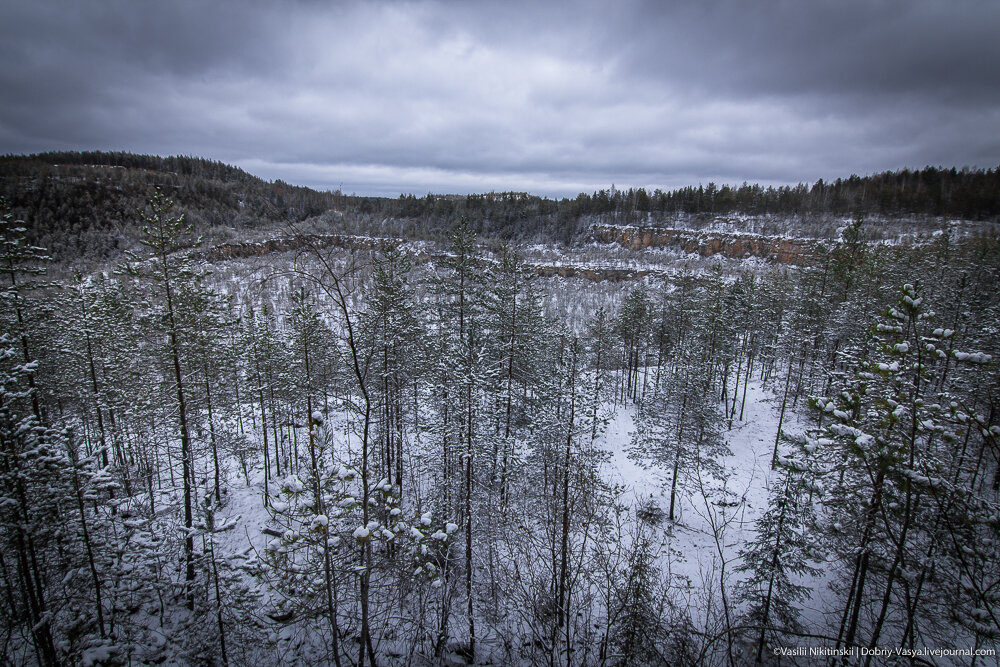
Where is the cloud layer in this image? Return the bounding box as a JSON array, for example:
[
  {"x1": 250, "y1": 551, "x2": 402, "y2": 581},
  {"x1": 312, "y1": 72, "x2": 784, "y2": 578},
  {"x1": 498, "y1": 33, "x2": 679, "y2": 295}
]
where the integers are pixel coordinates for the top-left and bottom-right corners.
[{"x1": 2, "y1": 0, "x2": 998, "y2": 197}]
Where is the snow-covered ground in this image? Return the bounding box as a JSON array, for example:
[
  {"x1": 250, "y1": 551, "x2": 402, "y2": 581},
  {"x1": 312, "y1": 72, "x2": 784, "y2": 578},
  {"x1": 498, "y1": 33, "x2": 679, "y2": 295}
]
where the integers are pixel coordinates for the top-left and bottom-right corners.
[
  {"x1": 190, "y1": 375, "x2": 997, "y2": 665},
  {"x1": 210, "y1": 379, "x2": 809, "y2": 648},
  {"x1": 598, "y1": 379, "x2": 820, "y2": 641}
]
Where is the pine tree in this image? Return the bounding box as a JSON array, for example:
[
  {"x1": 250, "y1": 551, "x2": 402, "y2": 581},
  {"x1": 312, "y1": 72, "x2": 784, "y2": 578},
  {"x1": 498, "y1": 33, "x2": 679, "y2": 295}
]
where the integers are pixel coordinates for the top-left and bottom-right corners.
[
  {"x1": 0, "y1": 341, "x2": 60, "y2": 665},
  {"x1": 812, "y1": 283, "x2": 998, "y2": 655},
  {"x1": 127, "y1": 190, "x2": 205, "y2": 604},
  {"x1": 363, "y1": 244, "x2": 419, "y2": 501},
  {"x1": 634, "y1": 320, "x2": 730, "y2": 524},
  {"x1": 429, "y1": 217, "x2": 488, "y2": 656},
  {"x1": 606, "y1": 522, "x2": 670, "y2": 665},
  {"x1": 615, "y1": 286, "x2": 651, "y2": 404},
  {"x1": 585, "y1": 306, "x2": 614, "y2": 444},
  {"x1": 0, "y1": 205, "x2": 60, "y2": 664},
  {"x1": 481, "y1": 245, "x2": 546, "y2": 504},
  {"x1": 241, "y1": 304, "x2": 290, "y2": 504},
  {"x1": 735, "y1": 450, "x2": 818, "y2": 662}
]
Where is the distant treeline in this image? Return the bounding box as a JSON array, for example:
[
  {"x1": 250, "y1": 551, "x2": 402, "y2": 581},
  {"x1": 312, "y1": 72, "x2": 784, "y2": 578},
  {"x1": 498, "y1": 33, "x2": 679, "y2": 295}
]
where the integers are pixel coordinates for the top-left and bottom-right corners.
[
  {"x1": 590, "y1": 167, "x2": 1000, "y2": 219},
  {"x1": 350, "y1": 165, "x2": 1000, "y2": 243},
  {"x1": 2, "y1": 151, "x2": 998, "y2": 259},
  {"x1": 381, "y1": 166, "x2": 1000, "y2": 222}
]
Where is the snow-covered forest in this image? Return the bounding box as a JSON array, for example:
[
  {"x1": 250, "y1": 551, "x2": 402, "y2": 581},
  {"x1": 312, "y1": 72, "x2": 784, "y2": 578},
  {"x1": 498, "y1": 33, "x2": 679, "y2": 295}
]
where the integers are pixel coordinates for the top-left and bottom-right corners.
[{"x1": 2, "y1": 179, "x2": 999, "y2": 666}]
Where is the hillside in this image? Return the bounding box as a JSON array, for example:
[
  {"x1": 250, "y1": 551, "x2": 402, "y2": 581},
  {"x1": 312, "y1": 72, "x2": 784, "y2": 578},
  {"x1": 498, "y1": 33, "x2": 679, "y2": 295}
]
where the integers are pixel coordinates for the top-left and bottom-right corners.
[
  {"x1": 0, "y1": 152, "x2": 339, "y2": 260},
  {"x1": 2, "y1": 152, "x2": 999, "y2": 263}
]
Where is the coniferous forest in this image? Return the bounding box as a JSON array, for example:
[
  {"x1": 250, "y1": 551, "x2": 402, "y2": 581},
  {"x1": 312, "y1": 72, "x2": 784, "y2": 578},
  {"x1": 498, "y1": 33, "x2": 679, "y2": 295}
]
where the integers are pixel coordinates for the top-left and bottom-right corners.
[{"x1": 1, "y1": 154, "x2": 999, "y2": 665}]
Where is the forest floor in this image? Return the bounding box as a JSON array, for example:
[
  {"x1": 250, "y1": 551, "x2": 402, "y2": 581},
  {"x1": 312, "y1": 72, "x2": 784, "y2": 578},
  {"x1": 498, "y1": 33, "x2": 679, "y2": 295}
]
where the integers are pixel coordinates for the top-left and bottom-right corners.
[
  {"x1": 598, "y1": 379, "x2": 831, "y2": 644},
  {"x1": 205, "y1": 378, "x2": 827, "y2": 662},
  {"x1": 183, "y1": 377, "x2": 993, "y2": 665}
]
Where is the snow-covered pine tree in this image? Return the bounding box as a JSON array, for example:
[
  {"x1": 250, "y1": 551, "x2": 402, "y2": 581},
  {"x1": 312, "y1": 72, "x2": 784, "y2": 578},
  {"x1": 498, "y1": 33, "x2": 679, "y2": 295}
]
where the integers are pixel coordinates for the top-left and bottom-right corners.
[
  {"x1": 699, "y1": 264, "x2": 738, "y2": 402},
  {"x1": 423, "y1": 216, "x2": 490, "y2": 657},
  {"x1": 725, "y1": 271, "x2": 763, "y2": 425},
  {"x1": 183, "y1": 279, "x2": 236, "y2": 508},
  {"x1": 485, "y1": 245, "x2": 553, "y2": 516},
  {"x1": 363, "y1": 243, "x2": 419, "y2": 503},
  {"x1": 257, "y1": 420, "x2": 355, "y2": 665},
  {"x1": 0, "y1": 349, "x2": 60, "y2": 665},
  {"x1": 584, "y1": 305, "x2": 614, "y2": 444},
  {"x1": 633, "y1": 285, "x2": 731, "y2": 524},
  {"x1": 68, "y1": 274, "x2": 156, "y2": 501},
  {"x1": 615, "y1": 285, "x2": 651, "y2": 404},
  {"x1": 0, "y1": 206, "x2": 61, "y2": 664},
  {"x1": 491, "y1": 331, "x2": 611, "y2": 663},
  {"x1": 286, "y1": 236, "x2": 386, "y2": 666},
  {"x1": 735, "y1": 446, "x2": 818, "y2": 662},
  {"x1": 811, "y1": 283, "x2": 997, "y2": 656},
  {"x1": 240, "y1": 304, "x2": 290, "y2": 504},
  {"x1": 0, "y1": 211, "x2": 125, "y2": 664},
  {"x1": 125, "y1": 190, "x2": 211, "y2": 605}
]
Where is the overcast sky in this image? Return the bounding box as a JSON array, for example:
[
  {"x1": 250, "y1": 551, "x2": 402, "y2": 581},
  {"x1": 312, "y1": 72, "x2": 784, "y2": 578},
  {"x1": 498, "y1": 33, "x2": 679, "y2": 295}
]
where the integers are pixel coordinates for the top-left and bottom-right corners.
[{"x1": 1, "y1": 0, "x2": 998, "y2": 197}]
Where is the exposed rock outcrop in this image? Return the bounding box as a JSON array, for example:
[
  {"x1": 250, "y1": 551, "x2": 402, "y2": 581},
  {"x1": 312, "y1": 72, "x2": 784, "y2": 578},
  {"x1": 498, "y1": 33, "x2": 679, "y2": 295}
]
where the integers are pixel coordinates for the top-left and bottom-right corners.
[
  {"x1": 206, "y1": 234, "x2": 401, "y2": 261},
  {"x1": 589, "y1": 225, "x2": 820, "y2": 265}
]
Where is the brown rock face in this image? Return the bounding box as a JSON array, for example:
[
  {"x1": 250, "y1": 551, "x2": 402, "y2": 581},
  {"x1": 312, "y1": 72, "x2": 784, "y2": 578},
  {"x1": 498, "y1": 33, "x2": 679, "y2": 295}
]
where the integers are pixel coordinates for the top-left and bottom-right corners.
[
  {"x1": 204, "y1": 226, "x2": 820, "y2": 285},
  {"x1": 589, "y1": 225, "x2": 818, "y2": 265},
  {"x1": 531, "y1": 265, "x2": 658, "y2": 282},
  {"x1": 207, "y1": 234, "x2": 398, "y2": 261}
]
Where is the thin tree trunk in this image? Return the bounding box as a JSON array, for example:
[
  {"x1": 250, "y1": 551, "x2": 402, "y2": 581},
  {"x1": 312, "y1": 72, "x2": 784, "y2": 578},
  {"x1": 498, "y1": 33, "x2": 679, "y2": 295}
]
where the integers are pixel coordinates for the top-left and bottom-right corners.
[
  {"x1": 204, "y1": 364, "x2": 221, "y2": 505},
  {"x1": 254, "y1": 351, "x2": 271, "y2": 505},
  {"x1": 669, "y1": 392, "x2": 687, "y2": 522},
  {"x1": 838, "y1": 469, "x2": 886, "y2": 655},
  {"x1": 756, "y1": 476, "x2": 791, "y2": 663},
  {"x1": 772, "y1": 357, "x2": 794, "y2": 467},
  {"x1": 557, "y1": 340, "x2": 577, "y2": 654},
  {"x1": 67, "y1": 430, "x2": 107, "y2": 639},
  {"x1": 465, "y1": 356, "x2": 476, "y2": 659},
  {"x1": 208, "y1": 535, "x2": 229, "y2": 667},
  {"x1": 739, "y1": 346, "x2": 753, "y2": 421},
  {"x1": 161, "y1": 253, "x2": 196, "y2": 603},
  {"x1": 84, "y1": 330, "x2": 111, "y2": 469}
]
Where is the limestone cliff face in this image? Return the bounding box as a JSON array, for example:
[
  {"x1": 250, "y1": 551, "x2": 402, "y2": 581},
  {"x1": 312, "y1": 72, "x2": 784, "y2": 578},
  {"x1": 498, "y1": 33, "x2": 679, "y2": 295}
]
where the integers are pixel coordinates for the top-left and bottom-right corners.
[
  {"x1": 208, "y1": 234, "x2": 664, "y2": 282},
  {"x1": 531, "y1": 265, "x2": 659, "y2": 281},
  {"x1": 207, "y1": 234, "x2": 398, "y2": 260},
  {"x1": 589, "y1": 225, "x2": 818, "y2": 265},
  {"x1": 205, "y1": 226, "x2": 821, "y2": 284}
]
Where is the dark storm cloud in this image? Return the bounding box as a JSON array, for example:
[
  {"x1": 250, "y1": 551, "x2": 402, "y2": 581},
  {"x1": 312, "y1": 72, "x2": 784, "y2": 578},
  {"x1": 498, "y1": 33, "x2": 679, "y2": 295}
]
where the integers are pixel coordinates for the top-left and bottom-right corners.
[
  {"x1": 617, "y1": 1, "x2": 1000, "y2": 100},
  {"x1": 1, "y1": 0, "x2": 997, "y2": 197}
]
